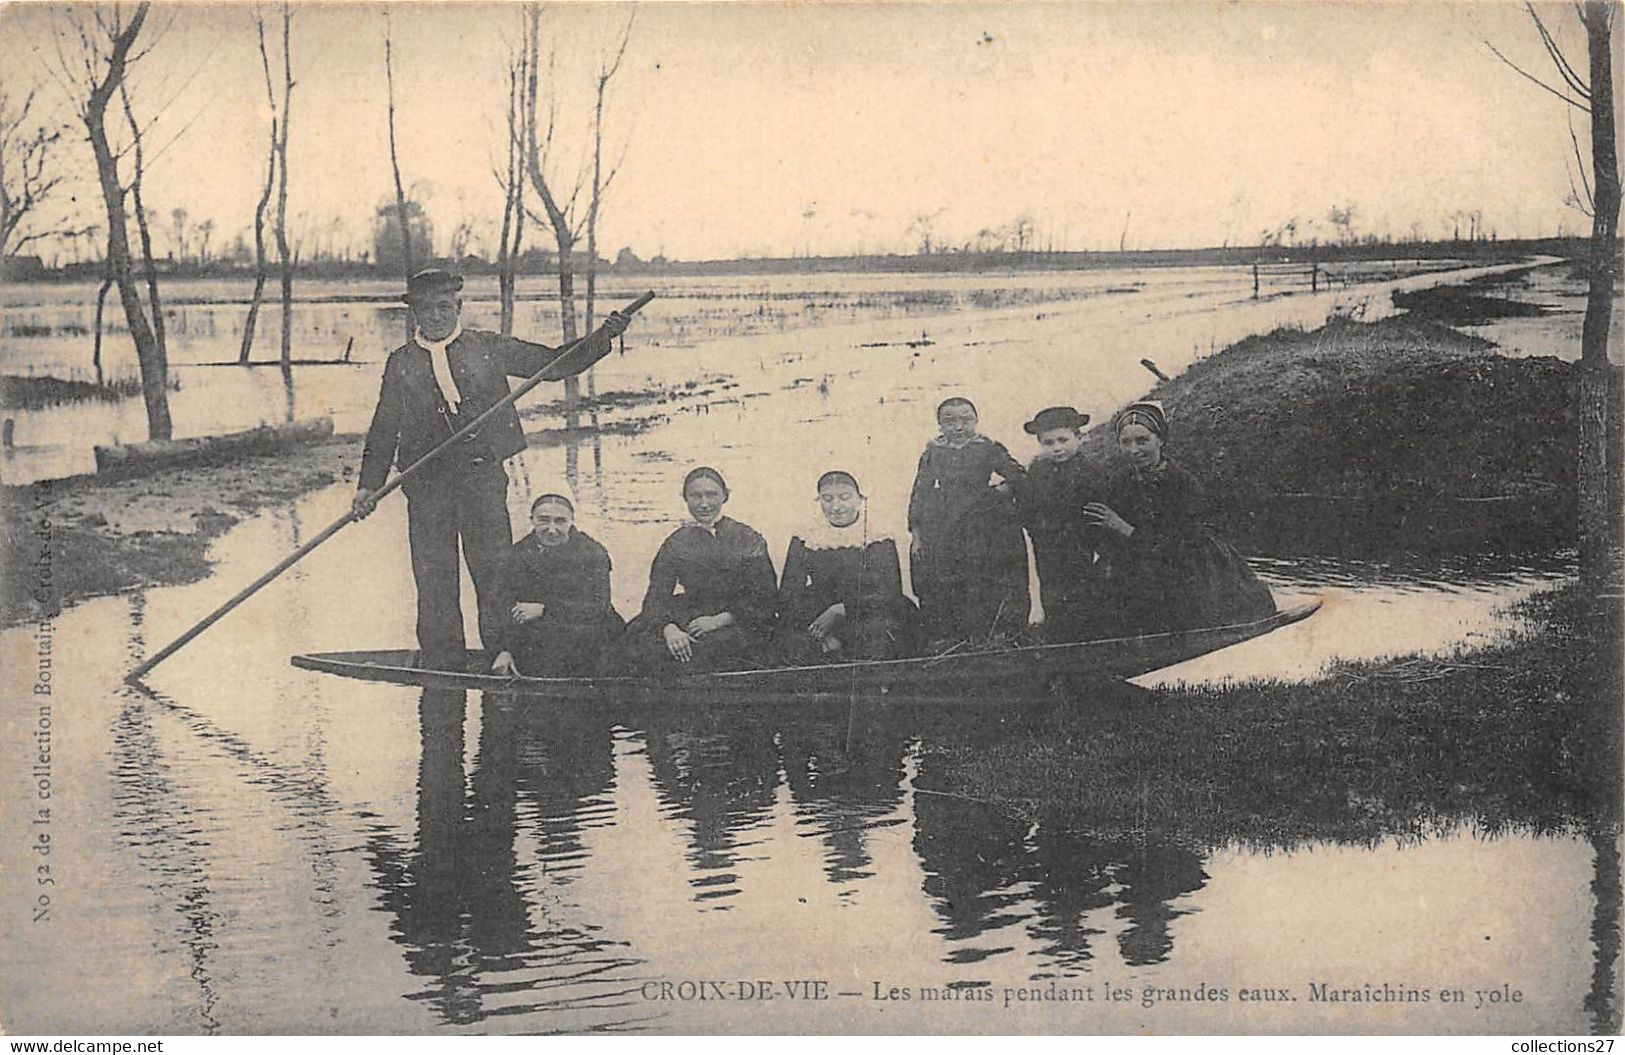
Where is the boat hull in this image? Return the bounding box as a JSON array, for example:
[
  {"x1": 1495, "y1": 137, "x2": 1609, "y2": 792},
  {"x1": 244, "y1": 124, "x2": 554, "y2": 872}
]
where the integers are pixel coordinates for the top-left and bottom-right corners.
[{"x1": 290, "y1": 601, "x2": 1321, "y2": 702}]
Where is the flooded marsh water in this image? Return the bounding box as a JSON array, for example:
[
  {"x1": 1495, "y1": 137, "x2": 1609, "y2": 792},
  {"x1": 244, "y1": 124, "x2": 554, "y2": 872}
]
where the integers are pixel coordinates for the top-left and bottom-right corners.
[{"x1": 1, "y1": 259, "x2": 1614, "y2": 1034}]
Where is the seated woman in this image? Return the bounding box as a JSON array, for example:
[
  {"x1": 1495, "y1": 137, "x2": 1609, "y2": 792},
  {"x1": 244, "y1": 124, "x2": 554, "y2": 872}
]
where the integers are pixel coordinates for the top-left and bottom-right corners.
[
  {"x1": 490, "y1": 492, "x2": 625, "y2": 677},
  {"x1": 776, "y1": 470, "x2": 915, "y2": 665},
  {"x1": 1082, "y1": 401, "x2": 1276, "y2": 635},
  {"x1": 609, "y1": 466, "x2": 778, "y2": 674}
]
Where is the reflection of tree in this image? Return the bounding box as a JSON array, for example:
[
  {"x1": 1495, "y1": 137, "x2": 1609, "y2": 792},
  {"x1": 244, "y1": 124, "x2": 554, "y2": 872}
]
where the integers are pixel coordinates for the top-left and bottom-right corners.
[
  {"x1": 365, "y1": 691, "x2": 639, "y2": 1028},
  {"x1": 108, "y1": 685, "x2": 222, "y2": 1032},
  {"x1": 1586, "y1": 824, "x2": 1622, "y2": 1034},
  {"x1": 780, "y1": 706, "x2": 909, "y2": 887},
  {"x1": 642, "y1": 711, "x2": 782, "y2": 905}
]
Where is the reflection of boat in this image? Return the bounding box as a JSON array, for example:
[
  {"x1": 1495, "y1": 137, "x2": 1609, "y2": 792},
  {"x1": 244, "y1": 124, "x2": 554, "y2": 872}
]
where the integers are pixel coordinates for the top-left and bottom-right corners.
[{"x1": 291, "y1": 601, "x2": 1320, "y2": 701}]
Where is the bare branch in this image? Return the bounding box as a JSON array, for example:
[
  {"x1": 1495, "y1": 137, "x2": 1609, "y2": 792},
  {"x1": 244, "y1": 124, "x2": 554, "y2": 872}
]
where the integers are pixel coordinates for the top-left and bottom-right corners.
[
  {"x1": 601, "y1": 7, "x2": 635, "y2": 84},
  {"x1": 599, "y1": 134, "x2": 633, "y2": 199},
  {"x1": 1527, "y1": 2, "x2": 1592, "y2": 99},
  {"x1": 1480, "y1": 31, "x2": 1592, "y2": 111},
  {"x1": 1568, "y1": 106, "x2": 1596, "y2": 211}
]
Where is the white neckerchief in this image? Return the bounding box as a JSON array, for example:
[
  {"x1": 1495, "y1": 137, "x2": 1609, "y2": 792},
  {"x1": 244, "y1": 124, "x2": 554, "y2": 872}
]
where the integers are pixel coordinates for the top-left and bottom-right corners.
[
  {"x1": 682, "y1": 516, "x2": 722, "y2": 536},
  {"x1": 414, "y1": 322, "x2": 465, "y2": 412}
]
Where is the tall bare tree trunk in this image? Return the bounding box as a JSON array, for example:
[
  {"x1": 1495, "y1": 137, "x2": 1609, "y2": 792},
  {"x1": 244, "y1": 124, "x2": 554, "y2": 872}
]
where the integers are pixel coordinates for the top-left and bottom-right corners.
[
  {"x1": 120, "y1": 81, "x2": 166, "y2": 368},
  {"x1": 582, "y1": 9, "x2": 633, "y2": 402},
  {"x1": 384, "y1": 9, "x2": 414, "y2": 344},
  {"x1": 240, "y1": 12, "x2": 278, "y2": 364},
  {"x1": 385, "y1": 10, "x2": 413, "y2": 282},
  {"x1": 523, "y1": 6, "x2": 579, "y2": 408},
  {"x1": 275, "y1": 3, "x2": 295, "y2": 365},
  {"x1": 1579, "y1": 1, "x2": 1621, "y2": 595},
  {"x1": 82, "y1": 4, "x2": 171, "y2": 440},
  {"x1": 498, "y1": 48, "x2": 526, "y2": 337},
  {"x1": 586, "y1": 69, "x2": 607, "y2": 336}
]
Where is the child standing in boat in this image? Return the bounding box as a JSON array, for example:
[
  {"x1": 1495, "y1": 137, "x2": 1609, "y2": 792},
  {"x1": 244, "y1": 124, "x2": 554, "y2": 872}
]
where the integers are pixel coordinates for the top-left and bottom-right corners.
[
  {"x1": 1016, "y1": 405, "x2": 1109, "y2": 643},
  {"x1": 907, "y1": 397, "x2": 1030, "y2": 647}
]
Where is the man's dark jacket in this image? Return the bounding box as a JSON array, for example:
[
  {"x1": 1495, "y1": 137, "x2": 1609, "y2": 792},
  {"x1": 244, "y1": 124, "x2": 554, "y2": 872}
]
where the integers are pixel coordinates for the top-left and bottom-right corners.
[{"x1": 358, "y1": 328, "x2": 612, "y2": 494}]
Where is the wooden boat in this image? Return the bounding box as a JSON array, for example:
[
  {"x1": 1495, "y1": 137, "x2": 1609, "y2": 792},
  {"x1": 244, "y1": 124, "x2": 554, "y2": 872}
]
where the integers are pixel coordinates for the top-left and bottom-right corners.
[{"x1": 290, "y1": 600, "x2": 1320, "y2": 702}]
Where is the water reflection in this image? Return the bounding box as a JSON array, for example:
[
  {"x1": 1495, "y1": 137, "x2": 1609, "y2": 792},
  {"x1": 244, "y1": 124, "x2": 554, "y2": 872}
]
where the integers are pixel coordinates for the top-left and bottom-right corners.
[
  {"x1": 110, "y1": 684, "x2": 223, "y2": 1033},
  {"x1": 642, "y1": 709, "x2": 784, "y2": 906},
  {"x1": 1112, "y1": 841, "x2": 1208, "y2": 967},
  {"x1": 780, "y1": 704, "x2": 910, "y2": 887},
  {"x1": 1588, "y1": 825, "x2": 1623, "y2": 1034},
  {"x1": 365, "y1": 691, "x2": 643, "y2": 1029},
  {"x1": 910, "y1": 756, "x2": 1211, "y2": 974}
]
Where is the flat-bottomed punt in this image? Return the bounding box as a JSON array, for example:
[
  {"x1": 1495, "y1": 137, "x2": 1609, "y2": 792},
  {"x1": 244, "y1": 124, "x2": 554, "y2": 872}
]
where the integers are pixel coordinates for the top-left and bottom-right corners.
[{"x1": 291, "y1": 600, "x2": 1320, "y2": 702}]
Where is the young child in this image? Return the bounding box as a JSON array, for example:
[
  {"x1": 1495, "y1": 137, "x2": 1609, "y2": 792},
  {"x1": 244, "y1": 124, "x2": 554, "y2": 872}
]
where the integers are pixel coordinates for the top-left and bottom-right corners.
[
  {"x1": 1016, "y1": 405, "x2": 1108, "y2": 643},
  {"x1": 906, "y1": 397, "x2": 1029, "y2": 646}
]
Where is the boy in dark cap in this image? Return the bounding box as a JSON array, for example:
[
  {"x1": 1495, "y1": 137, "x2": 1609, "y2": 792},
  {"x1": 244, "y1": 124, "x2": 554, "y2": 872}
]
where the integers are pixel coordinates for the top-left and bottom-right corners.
[
  {"x1": 1017, "y1": 405, "x2": 1108, "y2": 643},
  {"x1": 352, "y1": 266, "x2": 629, "y2": 669}
]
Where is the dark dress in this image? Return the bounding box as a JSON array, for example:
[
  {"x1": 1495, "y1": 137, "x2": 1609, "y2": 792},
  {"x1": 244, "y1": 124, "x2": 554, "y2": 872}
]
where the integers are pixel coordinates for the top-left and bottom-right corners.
[
  {"x1": 907, "y1": 435, "x2": 1030, "y2": 644},
  {"x1": 610, "y1": 516, "x2": 778, "y2": 674},
  {"x1": 1098, "y1": 458, "x2": 1275, "y2": 634},
  {"x1": 495, "y1": 528, "x2": 625, "y2": 676},
  {"x1": 1017, "y1": 453, "x2": 1110, "y2": 643},
  {"x1": 776, "y1": 529, "x2": 915, "y2": 664}
]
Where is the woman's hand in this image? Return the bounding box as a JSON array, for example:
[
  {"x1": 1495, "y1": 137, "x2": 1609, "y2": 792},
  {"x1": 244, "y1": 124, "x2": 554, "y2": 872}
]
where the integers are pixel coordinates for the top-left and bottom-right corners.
[
  {"x1": 511, "y1": 601, "x2": 546, "y2": 623},
  {"x1": 807, "y1": 602, "x2": 846, "y2": 639},
  {"x1": 491, "y1": 651, "x2": 519, "y2": 676},
  {"x1": 685, "y1": 612, "x2": 735, "y2": 637},
  {"x1": 910, "y1": 535, "x2": 923, "y2": 558},
  {"x1": 1081, "y1": 502, "x2": 1134, "y2": 538},
  {"x1": 663, "y1": 623, "x2": 695, "y2": 663}
]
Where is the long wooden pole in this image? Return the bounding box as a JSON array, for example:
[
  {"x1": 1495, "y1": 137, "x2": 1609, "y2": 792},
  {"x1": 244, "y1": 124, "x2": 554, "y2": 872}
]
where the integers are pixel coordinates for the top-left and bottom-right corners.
[{"x1": 126, "y1": 291, "x2": 655, "y2": 683}]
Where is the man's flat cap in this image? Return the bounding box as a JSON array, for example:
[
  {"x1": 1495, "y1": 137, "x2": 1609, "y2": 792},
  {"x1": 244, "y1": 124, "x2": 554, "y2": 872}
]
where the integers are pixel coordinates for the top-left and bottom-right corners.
[{"x1": 403, "y1": 267, "x2": 464, "y2": 302}]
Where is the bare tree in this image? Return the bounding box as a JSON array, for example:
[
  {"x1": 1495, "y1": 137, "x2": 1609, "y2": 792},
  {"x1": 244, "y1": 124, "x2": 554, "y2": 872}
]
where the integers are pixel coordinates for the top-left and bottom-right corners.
[
  {"x1": 0, "y1": 85, "x2": 72, "y2": 259},
  {"x1": 523, "y1": 4, "x2": 588, "y2": 408},
  {"x1": 168, "y1": 205, "x2": 187, "y2": 260},
  {"x1": 274, "y1": 2, "x2": 294, "y2": 364},
  {"x1": 906, "y1": 209, "x2": 943, "y2": 254},
  {"x1": 384, "y1": 8, "x2": 414, "y2": 282},
  {"x1": 495, "y1": 35, "x2": 529, "y2": 336},
  {"x1": 238, "y1": 6, "x2": 278, "y2": 363},
  {"x1": 119, "y1": 75, "x2": 166, "y2": 367},
  {"x1": 55, "y1": 2, "x2": 173, "y2": 439},
  {"x1": 1485, "y1": 2, "x2": 1621, "y2": 593},
  {"x1": 582, "y1": 8, "x2": 635, "y2": 401},
  {"x1": 1327, "y1": 203, "x2": 1357, "y2": 245},
  {"x1": 195, "y1": 217, "x2": 212, "y2": 263}
]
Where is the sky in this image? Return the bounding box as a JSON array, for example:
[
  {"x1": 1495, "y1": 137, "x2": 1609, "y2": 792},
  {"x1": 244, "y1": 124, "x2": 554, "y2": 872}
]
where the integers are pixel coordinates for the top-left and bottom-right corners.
[{"x1": 0, "y1": 1, "x2": 1616, "y2": 263}]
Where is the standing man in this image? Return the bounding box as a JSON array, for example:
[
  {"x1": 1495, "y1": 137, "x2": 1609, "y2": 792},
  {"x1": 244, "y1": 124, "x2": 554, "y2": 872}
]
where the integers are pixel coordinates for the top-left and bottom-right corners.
[{"x1": 352, "y1": 267, "x2": 629, "y2": 669}]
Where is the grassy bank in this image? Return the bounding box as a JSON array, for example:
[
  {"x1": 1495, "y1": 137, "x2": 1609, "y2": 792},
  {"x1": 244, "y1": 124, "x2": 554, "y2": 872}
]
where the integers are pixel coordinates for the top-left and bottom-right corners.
[
  {"x1": 925, "y1": 577, "x2": 1622, "y2": 847},
  {"x1": 2, "y1": 436, "x2": 356, "y2": 627},
  {"x1": 1079, "y1": 312, "x2": 1619, "y2": 553}
]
